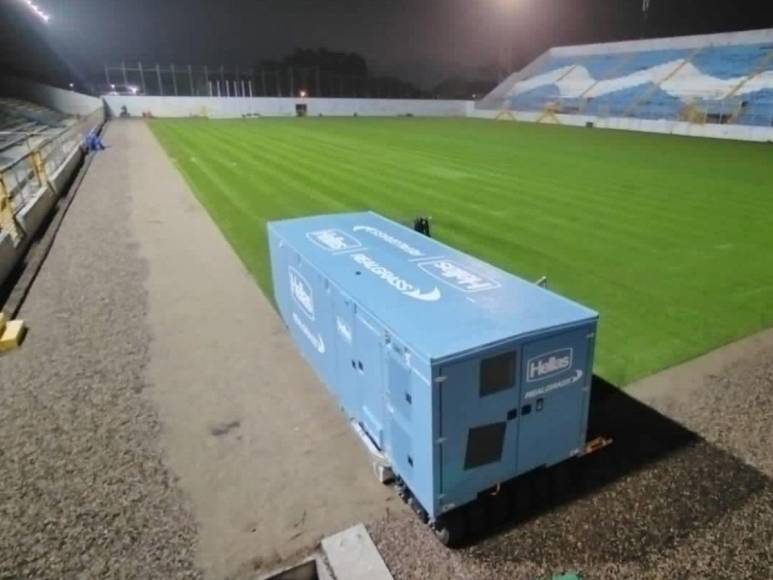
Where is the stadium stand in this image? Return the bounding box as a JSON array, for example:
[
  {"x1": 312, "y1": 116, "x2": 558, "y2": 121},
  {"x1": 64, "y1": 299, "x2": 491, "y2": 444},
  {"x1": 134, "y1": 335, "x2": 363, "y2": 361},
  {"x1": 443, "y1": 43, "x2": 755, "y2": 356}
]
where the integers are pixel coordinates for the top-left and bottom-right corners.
[
  {"x1": 0, "y1": 92, "x2": 103, "y2": 287},
  {"x1": 0, "y1": 98, "x2": 70, "y2": 158},
  {"x1": 478, "y1": 28, "x2": 773, "y2": 128}
]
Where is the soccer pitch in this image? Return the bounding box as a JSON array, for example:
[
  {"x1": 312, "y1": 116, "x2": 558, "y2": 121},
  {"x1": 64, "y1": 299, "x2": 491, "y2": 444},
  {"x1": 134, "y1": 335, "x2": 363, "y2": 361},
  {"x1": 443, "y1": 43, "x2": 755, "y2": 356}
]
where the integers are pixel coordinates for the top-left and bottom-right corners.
[{"x1": 150, "y1": 117, "x2": 773, "y2": 385}]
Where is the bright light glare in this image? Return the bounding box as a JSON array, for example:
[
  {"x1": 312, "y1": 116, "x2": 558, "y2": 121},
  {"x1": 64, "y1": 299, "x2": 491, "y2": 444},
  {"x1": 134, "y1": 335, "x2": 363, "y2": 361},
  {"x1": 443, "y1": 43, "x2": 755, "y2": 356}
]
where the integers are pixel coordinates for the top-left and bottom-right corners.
[
  {"x1": 19, "y1": 0, "x2": 50, "y2": 22},
  {"x1": 129, "y1": 86, "x2": 139, "y2": 95},
  {"x1": 299, "y1": 90, "x2": 308, "y2": 98}
]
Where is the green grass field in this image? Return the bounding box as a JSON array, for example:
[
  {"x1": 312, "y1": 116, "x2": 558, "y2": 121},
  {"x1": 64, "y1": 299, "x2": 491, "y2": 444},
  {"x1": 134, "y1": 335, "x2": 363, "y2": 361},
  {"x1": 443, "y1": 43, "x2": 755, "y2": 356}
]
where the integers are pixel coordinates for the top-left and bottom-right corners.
[{"x1": 150, "y1": 117, "x2": 773, "y2": 385}]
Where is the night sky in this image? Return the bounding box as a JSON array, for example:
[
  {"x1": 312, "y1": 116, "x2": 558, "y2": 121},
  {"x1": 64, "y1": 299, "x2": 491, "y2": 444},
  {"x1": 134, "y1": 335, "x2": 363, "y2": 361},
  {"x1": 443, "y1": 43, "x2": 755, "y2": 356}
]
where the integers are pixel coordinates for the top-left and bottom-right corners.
[{"x1": 13, "y1": 0, "x2": 773, "y2": 88}]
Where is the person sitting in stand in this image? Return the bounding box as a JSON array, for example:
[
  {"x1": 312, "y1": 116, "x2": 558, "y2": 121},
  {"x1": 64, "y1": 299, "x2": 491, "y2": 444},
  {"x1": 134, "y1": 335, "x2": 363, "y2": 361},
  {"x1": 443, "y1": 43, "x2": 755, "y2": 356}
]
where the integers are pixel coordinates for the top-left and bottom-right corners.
[{"x1": 84, "y1": 129, "x2": 106, "y2": 151}]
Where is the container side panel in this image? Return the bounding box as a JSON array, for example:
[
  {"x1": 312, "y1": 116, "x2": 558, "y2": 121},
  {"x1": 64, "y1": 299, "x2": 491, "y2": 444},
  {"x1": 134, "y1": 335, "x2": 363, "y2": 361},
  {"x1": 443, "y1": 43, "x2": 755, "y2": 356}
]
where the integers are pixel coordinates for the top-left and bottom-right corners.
[
  {"x1": 332, "y1": 289, "x2": 360, "y2": 420},
  {"x1": 269, "y1": 229, "x2": 338, "y2": 394},
  {"x1": 432, "y1": 364, "x2": 444, "y2": 518},
  {"x1": 384, "y1": 340, "x2": 436, "y2": 514},
  {"x1": 398, "y1": 354, "x2": 435, "y2": 517},
  {"x1": 354, "y1": 308, "x2": 386, "y2": 448},
  {"x1": 578, "y1": 324, "x2": 598, "y2": 446},
  {"x1": 384, "y1": 344, "x2": 417, "y2": 489},
  {"x1": 438, "y1": 343, "x2": 522, "y2": 512}
]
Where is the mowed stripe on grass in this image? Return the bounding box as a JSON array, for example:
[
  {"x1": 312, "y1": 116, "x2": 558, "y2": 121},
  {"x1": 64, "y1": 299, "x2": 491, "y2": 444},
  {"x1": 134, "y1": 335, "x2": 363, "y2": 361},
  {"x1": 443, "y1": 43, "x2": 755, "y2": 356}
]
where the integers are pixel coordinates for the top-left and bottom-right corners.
[{"x1": 149, "y1": 117, "x2": 773, "y2": 385}]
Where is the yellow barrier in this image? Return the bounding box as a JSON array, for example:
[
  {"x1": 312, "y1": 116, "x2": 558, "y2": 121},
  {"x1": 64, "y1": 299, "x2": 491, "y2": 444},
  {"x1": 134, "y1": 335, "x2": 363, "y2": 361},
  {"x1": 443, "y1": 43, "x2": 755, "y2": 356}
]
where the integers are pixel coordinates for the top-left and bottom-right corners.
[{"x1": 0, "y1": 313, "x2": 27, "y2": 352}]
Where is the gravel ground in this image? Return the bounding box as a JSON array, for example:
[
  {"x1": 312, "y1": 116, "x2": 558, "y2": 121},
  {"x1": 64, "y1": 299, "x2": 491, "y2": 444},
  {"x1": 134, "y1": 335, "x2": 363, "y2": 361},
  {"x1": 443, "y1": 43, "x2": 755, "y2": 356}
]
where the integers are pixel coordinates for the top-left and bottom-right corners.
[
  {"x1": 370, "y1": 350, "x2": 773, "y2": 579},
  {"x1": 646, "y1": 349, "x2": 773, "y2": 479},
  {"x1": 0, "y1": 137, "x2": 202, "y2": 579}
]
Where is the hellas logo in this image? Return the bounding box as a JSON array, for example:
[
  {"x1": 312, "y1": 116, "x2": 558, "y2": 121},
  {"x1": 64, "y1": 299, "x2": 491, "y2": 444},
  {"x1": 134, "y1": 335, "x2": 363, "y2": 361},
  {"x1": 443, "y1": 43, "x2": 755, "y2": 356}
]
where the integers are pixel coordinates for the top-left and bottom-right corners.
[
  {"x1": 289, "y1": 267, "x2": 314, "y2": 320},
  {"x1": 292, "y1": 312, "x2": 326, "y2": 354},
  {"x1": 417, "y1": 259, "x2": 500, "y2": 293},
  {"x1": 307, "y1": 229, "x2": 361, "y2": 252},
  {"x1": 351, "y1": 253, "x2": 441, "y2": 302},
  {"x1": 352, "y1": 225, "x2": 424, "y2": 257},
  {"x1": 527, "y1": 348, "x2": 573, "y2": 382}
]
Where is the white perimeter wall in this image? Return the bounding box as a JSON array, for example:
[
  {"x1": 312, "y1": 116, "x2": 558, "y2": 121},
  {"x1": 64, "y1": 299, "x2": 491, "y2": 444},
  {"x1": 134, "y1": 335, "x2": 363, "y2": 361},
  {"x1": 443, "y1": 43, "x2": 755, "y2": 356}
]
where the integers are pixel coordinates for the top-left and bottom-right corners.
[
  {"x1": 468, "y1": 108, "x2": 773, "y2": 142},
  {"x1": 102, "y1": 95, "x2": 771, "y2": 142},
  {"x1": 103, "y1": 95, "x2": 472, "y2": 118},
  {"x1": 0, "y1": 76, "x2": 103, "y2": 116}
]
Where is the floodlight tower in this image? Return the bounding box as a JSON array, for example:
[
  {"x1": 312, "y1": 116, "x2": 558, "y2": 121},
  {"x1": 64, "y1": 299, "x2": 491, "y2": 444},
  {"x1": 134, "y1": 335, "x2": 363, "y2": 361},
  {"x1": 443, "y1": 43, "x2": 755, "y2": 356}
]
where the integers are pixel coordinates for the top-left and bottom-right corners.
[
  {"x1": 497, "y1": 0, "x2": 518, "y2": 81},
  {"x1": 641, "y1": 0, "x2": 651, "y2": 38}
]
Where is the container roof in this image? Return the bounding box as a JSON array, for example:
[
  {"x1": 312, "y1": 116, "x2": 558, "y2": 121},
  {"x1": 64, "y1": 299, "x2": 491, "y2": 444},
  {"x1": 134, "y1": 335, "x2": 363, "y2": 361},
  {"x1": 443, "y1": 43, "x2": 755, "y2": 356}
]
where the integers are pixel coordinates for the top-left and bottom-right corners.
[{"x1": 269, "y1": 212, "x2": 598, "y2": 361}]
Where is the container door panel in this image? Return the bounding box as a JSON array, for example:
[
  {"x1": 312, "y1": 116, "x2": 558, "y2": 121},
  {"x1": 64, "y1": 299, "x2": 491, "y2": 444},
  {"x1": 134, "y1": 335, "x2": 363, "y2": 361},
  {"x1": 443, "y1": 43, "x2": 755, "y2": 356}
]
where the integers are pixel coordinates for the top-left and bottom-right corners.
[
  {"x1": 355, "y1": 310, "x2": 385, "y2": 449},
  {"x1": 439, "y1": 347, "x2": 520, "y2": 507},
  {"x1": 282, "y1": 255, "x2": 335, "y2": 387},
  {"x1": 517, "y1": 327, "x2": 592, "y2": 474},
  {"x1": 332, "y1": 290, "x2": 358, "y2": 420},
  {"x1": 385, "y1": 344, "x2": 414, "y2": 483}
]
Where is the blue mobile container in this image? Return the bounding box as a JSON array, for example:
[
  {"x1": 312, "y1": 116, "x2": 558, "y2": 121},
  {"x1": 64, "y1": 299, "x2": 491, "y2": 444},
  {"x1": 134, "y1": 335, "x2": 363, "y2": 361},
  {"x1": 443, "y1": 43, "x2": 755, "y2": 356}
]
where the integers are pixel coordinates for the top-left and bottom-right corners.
[{"x1": 268, "y1": 212, "x2": 598, "y2": 530}]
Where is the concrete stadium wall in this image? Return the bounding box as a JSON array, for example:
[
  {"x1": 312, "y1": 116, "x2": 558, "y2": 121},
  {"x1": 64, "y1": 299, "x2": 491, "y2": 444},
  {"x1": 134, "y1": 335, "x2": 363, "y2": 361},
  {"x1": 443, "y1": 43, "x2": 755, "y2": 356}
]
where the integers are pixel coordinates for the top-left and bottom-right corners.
[
  {"x1": 0, "y1": 76, "x2": 103, "y2": 116},
  {"x1": 468, "y1": 108, "x2": 773, "y2": 142},
  {"x1": 102, "y1": 95, "x2": 472, "y2": 118}
]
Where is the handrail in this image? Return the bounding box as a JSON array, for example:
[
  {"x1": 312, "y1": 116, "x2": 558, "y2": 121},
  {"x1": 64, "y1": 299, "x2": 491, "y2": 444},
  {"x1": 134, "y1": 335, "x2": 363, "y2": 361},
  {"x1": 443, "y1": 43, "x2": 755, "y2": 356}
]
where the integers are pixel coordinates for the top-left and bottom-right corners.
[{"x1": 0, "y1": 127, "x2": 55, "y2": 156}]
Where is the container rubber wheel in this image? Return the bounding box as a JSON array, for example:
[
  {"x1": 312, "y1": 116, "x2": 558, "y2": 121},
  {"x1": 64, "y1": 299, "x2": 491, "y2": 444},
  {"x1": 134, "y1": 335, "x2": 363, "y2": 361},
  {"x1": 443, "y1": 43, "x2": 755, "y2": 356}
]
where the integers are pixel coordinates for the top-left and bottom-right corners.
[{"x1": 433, "y1": 510, "x2": 467, "y2": 548}]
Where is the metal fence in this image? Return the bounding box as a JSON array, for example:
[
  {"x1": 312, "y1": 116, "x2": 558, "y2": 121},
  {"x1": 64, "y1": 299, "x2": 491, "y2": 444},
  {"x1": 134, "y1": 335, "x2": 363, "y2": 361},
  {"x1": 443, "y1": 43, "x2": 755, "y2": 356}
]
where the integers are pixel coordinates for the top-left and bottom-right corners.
[
  {"x1": 103, "y1": 63, "x2": 426, "y2": 99},
  {"x1": 0, "y1": 108, "x2": 104, "y2": 241}
]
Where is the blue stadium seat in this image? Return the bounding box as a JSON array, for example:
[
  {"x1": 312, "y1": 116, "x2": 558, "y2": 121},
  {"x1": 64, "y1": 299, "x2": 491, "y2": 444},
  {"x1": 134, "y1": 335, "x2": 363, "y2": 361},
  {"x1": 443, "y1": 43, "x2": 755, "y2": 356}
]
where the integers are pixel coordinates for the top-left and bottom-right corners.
[{"x1": 488, "y1": 35, "x2": 773, "y2": 127}]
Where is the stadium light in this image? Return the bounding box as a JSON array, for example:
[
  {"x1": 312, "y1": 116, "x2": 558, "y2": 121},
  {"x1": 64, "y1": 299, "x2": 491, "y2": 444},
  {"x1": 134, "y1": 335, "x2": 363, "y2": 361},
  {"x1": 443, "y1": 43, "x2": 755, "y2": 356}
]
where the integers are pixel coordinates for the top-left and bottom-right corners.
[{"x1": 18, "y1": 0, "x2": 50, "y2": 23}]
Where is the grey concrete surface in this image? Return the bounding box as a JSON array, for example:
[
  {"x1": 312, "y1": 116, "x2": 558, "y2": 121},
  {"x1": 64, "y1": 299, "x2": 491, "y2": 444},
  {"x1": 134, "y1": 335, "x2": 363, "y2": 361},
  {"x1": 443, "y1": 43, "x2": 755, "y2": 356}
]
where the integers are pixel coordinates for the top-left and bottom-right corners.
[
  {"x1": 0, "y1": 120, "x2": 394, "y2": 580},
  {"x1": 322, "y1": 524, "x2": 393, "y2": 580},
  {"x1": 122, "y1": 120, "x2": 393, "y2": 579}
]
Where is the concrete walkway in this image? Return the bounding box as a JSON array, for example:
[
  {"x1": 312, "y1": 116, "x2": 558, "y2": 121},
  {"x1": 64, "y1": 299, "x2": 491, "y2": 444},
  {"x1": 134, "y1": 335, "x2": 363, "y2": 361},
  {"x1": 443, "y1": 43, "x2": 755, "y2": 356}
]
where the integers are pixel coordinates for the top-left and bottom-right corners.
[
  {"x1": 124, "y1": 122, "x2": 393, "y2": 577},
  {"x1": 123, "y1": 120, "x2": 393, "y2": 578}
]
